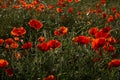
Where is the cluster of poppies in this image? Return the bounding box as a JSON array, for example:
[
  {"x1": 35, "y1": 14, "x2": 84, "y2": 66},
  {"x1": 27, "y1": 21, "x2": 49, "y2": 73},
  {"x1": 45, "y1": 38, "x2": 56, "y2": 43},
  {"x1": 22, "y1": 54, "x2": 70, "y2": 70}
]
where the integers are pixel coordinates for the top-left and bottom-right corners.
[
  {"x1": 0, "y1": 59, "x2": 13, "y2": 77},
  {"x1": 73, "y1": 26, "x2": 116, "y2": 53}
]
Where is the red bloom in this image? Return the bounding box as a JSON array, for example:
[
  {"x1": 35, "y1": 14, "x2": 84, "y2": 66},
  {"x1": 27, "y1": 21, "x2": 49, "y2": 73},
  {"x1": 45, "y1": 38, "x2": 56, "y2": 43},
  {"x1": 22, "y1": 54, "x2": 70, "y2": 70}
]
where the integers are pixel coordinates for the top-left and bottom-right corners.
[
  {"x1": 67, "y1": 0, "x2": 73, "y2": 3},
  {"x1": 111, "y1": 7, "x2": 117, "y2": 13},
  {"x1": 103, "y1": 44, "x2": 116, "y2": 52},
  {"x1": 37, "y1": 42, "x2": 49, "y2": 52},
  {"x1": 5, "y1": 68, "x2": 14, "y2": 77},
  {"x1": 107, "y1": 37, "x2": 116, "y2": 44},
  {"x1": 0, "y1": 59, "x2": 8, "y2": 68},
  {"x1": 108, "y1": 59, "x2": 120, "y2": 68},
  {"x1": 88, "y1": 27, "x2": 99, "y2": 36},
  {"x1": 68, "y1": 7, "x2": 73, "y2": 13},
  {"x1": 11, "y1": 27, "x2": 26, "y2": 36},
  {"x1": 28, "y1": 19, "x2": 43, "y2": 30},
  {"x1": 54, "y1": 26, "x2": 68, "y2": 36},
  {"x1": 56, "y1": 8, "x2": 62, "y2": 13},
  {"x1": 102, "y1": 13, "x2": 107, "y2": 18},
  {"x1": 5, "y1": 38, "x2": 14, "y2": 45},
  {"x1": 95, "y1": 31, "x2": 111, "y2": 38},
  {"x1": 38, "y1": 36, "x2": 45, "y2": 43},
  {"x1": 92, "y1": 38, "x2": 106, "y2": 51},
  {"x1": 43, "y1": 75, "x2": 56, "y2": 80},
  {"x1": 101, "y1": 0, "x2": 106, "y2": 4},
  {"x1": 73, "y1": 36, "x2": 90, "y2": 45},
  {"x1": 0, "y1": 39, "x2": 4, "y2": 45},
  {"x1": 100, "y1": 26, "x2": 112, "y2": 33},
  {"x1": 47, "y1": 40, "x2": 61, "y2": 49},
  {"x1": 22, "y1": 42, "x2": 33, "y2": 49},
  {"x1": 107, "y1": 15, "x2": 114, "y2": 23}
]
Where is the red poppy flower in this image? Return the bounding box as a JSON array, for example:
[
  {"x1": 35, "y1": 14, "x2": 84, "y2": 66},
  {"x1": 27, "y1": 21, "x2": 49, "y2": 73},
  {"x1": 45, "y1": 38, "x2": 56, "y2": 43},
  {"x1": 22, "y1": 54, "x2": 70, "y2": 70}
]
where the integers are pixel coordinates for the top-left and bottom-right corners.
[
  {"x1": 102, "y1": 13, "x2": 107, "y2": 18},
  {"x1": 43, "y1": 75, "x2": 56, "y2": 80},
  {"x1": 47, "y1": 40, "x2": 61, "y2": 49},
  {"x1": 28, "y1": 19, "x2": 43, "y2": 30},
  {"x1": 88, "y1": 27, "x2": 99, "y2": 36},
  {"x1": 101, "y1": 0, "x2": 106, "y2": 4},
  {"x1": 11, "y1": 27, "x2": 26, "y2": 36},
  {"x1": 107, "y1": 15, "x2": 114, "y2": 23},
  {"x1": 100, "y1": 26, "x2": 112, "y2": 33},
  {"x1": 48, "y1": 5, "x2": 54, "y2": 9},
  {"x1": 5, "y1": 68, "x2": 14, "y2": 77},
  {"x1": 0, "y1": 59, "x2": 8, "y2": 68},
  {"x1": 73, "y1": 36, "x2": 90, "y2": 45},
  {"x1": 107, "y1": 37, "x2": 116, "y2": 44},
  {"x1": 92, "y1": 38, "x2": 106, "y2": 51},
  {"x1": 38, "y1": 36, "x2": 45, "y2": 43},
  {"x1": 54, "y1": 26, "x2": 68, "y2": 36},
  {"x1": 22, "y1": 42, "x2": 33, "y2": 49},
  {"x1": 103, "y1": 44, "x2": 116, "y2": 52},
  {"x1": 95, "y1": 31, "x2": 111, "y2": 38},
  {"x1": 5, "y1": 38, "x2": 14, "y2": 45},
  {"x1": 68, "y1": 7, "x2": 73, "y2": 13},
  {"x1": 67, "y1": 0, "x2": 73, "y2": 3},
  {"x1": 0, "y1": 39, "x2": 4, "y2": 45},
  {"x1": 74, "y1": 0, "x2": 80, "y2": 2},
  {"x1": 108, "y1": 59, "x2": 120, "y2": 68},
  {"x1": 56, "y1": 8, "x2": 62, "y2": 13},
  {"x1": 10, "y1": 42, "x2": 19, "y2": 49},
  {"x1": 111, "y1": 7, "x2": 117, "y2": 13},
  {"x1": 37, "y1": 42, "x2": 49, "y2": 52}
]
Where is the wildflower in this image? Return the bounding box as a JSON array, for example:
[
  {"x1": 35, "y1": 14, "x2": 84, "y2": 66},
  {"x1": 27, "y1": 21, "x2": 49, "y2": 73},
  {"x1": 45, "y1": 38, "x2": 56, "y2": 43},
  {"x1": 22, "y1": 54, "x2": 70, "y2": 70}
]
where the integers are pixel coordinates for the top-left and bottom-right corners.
[
  {"x1": 14, "y1": 52, "x2": 21, "y2": 59},
  {"x1": 88, "y1": 27, "x2": 99, "y2": 36},
  {"x1": 68, "y1": 7, "x2": 73, "y2": 13},
  {"x1": 101, "y1": 0, "x2": 106, "y2": 4},
  {"x1": 11, "y1": 27, "x2": 26, "y2": 37},
  {"x1": 107, "y1": 37, "x2": 116, "y2": 44},
  {"x1": 111, "y1": 7, "x2": 117, "y2": 13},
  {"x1": 74, "y1": 0, "x2": 80, "y2": 3},
  {"x1": 10, "y1": 42, "x2": 19, "y2": 49},
  {"x1": 0, "y1": 59, "x2": 8, "y2": 68},
  {"x1": 12, "y1": 5, "x2": 20, "y2": 9},
  {"x1": 100, "y1": 26, "x2": 112, "y2": 33},
  {"x1": 73, "y1": 36, "x2": 90, "y2": 45},
  {"x1": 67, "y1": 0, "x2": 73, "y2": 3},
  {"x1": 0, "y1": 39, "x2": 4, "y2": 46},
  {"x1": 108, "y1": 59, "x2": 120, "y2": 68},
  {"x1": 37, "y1": 42, "x2": 49, "y2": 52},
  {"x1": 102, "y1": 13, "x2": 107, "y2": 18},
  {"x1": 5, "y1": 68, "x2": 14, "y2": 77},
  {"x1": 5, "y1": 38, "x2": 14, "y2": 45},
  {"x1": 38, "y1": 36, "x2": 45, "y2": 43},
  {"x1": 48, "y1": 5, "x2": 54, "y2": 9},
  {"x1": 54, "y1": 26, "x2": 68, "y2": 36},
  {"x1": 43, "y1": 75, "x2": 56, "y2": 80},
  {"x1": 47, "y1": 40, "x2": 61, "y2": 49},
  {"x1": 115, "y1": 13, "x2": 120, "y2": 19},
  {"x1": 14, "y1": 37, "x2": 20, "y2": 41},
  {"x1": 103, "y1": 44, "x2": 116, "y2": 52},
  {"x1": 92, "y1": 38, "x2": 106, "y2": 51},
  {"x1": 28, "y1": 19, "x2": 43, "y2": 30},
  {"x1": 107, "y1": 15, "x2": 114, "y2": 23},
  {"x1": 22, "y1": 42, "x2": 33, "y2": 49},
  {"x1": 95, "y1": 31, "x2": 111, "y2": 38},
  {"x1": 77, "y1": 11, "x2": 82, "y2": 15},
  {"x1": 56, "y1": 8, "x2": 62, "y2": 13}
]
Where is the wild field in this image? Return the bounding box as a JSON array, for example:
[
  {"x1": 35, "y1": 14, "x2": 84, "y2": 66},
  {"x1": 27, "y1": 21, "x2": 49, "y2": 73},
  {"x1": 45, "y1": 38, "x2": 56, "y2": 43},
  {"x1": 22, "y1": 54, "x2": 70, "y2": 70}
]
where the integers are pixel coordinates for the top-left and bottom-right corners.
[{"x1": 0, "y1": 0, "x2": 120, "y2": 80}]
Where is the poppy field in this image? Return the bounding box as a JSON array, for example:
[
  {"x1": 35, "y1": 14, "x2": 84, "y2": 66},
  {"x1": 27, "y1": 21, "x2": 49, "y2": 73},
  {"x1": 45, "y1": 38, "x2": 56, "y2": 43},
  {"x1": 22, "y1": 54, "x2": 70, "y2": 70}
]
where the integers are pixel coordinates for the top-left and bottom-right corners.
[{"x1": 0, "y1": 0, "x2": 120, "y2": 80}]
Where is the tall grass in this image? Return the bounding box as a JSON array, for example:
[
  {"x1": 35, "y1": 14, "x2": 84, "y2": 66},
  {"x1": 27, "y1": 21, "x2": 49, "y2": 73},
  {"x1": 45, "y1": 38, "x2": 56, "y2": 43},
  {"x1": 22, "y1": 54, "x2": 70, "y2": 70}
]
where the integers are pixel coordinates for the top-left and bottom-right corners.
[{"x1": 0, "y1": 0, "x2": 120, "y2": 80}]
